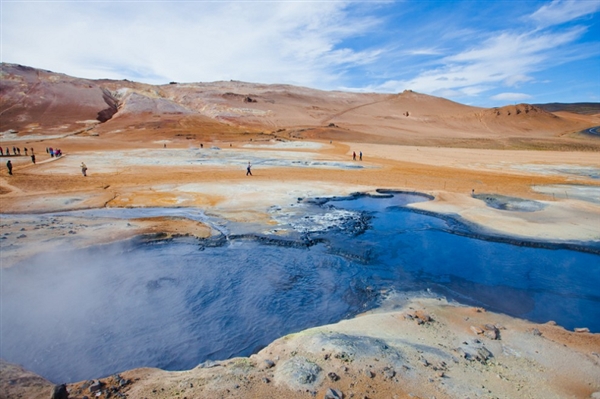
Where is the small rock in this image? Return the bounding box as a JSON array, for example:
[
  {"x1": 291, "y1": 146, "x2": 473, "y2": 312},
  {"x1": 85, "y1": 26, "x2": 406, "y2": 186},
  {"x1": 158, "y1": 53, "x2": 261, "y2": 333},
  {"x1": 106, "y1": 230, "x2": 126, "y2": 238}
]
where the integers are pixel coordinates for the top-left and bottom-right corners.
[
  {"x1": 328, "y1": 372, "x2": 340, "y2": 382},
  {"x1": 476, "y1": 347, "x2": 494, "y2": 362},
  {"x1": 382, "y1": 367, "x2": 395, "y2": 379},
  {"x1": 89, "y1": 381, "x2": 104, "y2": 393},
  {"x1": 324, "y1": 387, "x2": 344, "y2": 399},
  {"x1": 262, "y1": 377, "x2": 270, "y2": 384},
  {"x1": 262, "y1": 359, "x2": 275, "y2": 369},
  {"x1": 414, "y1": 310, "x2": 432, "y2": 322},
  {"x1": 51, "y1": 384, "x2": 69, "y2": 399},
  {"x1": 365, "y1": 370, "x2": 375, "y2": 378},
  {"x1": 530, "y1": 328, "x2": 542, "y2": 336},
  {"x1": 484, "y1": 327, "x2": 500, "y2": 340},
  {"x1": 575, "y1": 327, "x2": 590, "y2": 333},
  {"x1": 470, "y1": 326, "x2": 484, "y2": 335}
]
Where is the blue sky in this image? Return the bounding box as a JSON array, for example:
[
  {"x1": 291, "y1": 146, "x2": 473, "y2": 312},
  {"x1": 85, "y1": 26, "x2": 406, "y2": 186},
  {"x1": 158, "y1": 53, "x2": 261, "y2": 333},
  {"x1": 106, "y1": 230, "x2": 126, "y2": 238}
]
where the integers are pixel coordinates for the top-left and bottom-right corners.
[{"x1": 1, "y1": 0, "x2": 599, "y2": 106}]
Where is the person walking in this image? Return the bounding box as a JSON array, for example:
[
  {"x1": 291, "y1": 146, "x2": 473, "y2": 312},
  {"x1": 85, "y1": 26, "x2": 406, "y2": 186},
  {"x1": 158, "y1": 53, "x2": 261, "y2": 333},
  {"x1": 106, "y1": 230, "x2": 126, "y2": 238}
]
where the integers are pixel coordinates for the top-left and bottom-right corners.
[
  {"x1": 6, "y1": 160, "x2": 13, "y2": 175},
  {"x1": 81, "y1": 162, "x2": 88, "y2": 177},
  {"x1": 359, "y1": 151, "x2": 363, "y2": 161},
  {"x1": 246, "y1": 162, "x2": 252, "y2": 176},
  {"x1": 31, "y1": 154, "x2": 36, "y2": 164},
  {"x1": 353, "y1": 151, "x2": 356, "y2": 161}
]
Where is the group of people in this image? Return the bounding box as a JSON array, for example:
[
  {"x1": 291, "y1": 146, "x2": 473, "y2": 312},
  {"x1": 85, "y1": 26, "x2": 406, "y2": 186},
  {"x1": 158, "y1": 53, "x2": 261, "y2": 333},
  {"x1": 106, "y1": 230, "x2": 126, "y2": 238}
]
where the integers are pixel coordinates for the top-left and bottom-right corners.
[
  {"x1": 0, "y1": 146, "x2": 35, "y2": 157},
  {"x1": 352, "y1": 151, "x2": 363, "y2": 161},
  {"x1": 3, "y1": 145, "x2": 72, "y2": 176},
  {"x1": 4, "y1": 146, "x2": 38, "y2": 175},
  {"x1": 47, "y1": 147, "x2": 63, "y2": 157}
]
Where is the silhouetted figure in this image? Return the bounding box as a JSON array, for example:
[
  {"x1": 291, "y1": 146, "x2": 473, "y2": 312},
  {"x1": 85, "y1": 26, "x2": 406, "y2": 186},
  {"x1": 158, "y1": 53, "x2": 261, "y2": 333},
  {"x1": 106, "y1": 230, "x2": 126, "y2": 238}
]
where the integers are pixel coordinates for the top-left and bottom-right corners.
[
  {"x1": 353, "y1": 151, "x2": 356, "y2": 161},
  {"x1": 6, "y1": 160, "x2": 12, "y2": 175},
  {"x1": 359, "y1": 151, "x2": 362, "y2": 161},
  {"x1": 24, "y1": 148, "x2": 28, "y2": 156},
  {"x1": 246, "y1": 162, "x2": 252, "y2": 176},
  {"x1": 0, "y1": 147, "x2": 3, "y2": 156},
  {"x1": 81, "y1": 162, "x2": 87, "y2": 177},
  {"x1": 31, "y1": 154, "x2": 36, "y2": 164}
]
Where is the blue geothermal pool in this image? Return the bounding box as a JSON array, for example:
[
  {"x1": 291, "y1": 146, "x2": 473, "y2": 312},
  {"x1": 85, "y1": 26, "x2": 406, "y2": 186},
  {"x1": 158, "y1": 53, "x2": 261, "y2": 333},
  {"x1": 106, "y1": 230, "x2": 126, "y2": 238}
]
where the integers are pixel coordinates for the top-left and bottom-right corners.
[{"x1": 1, "y1": 192, "x2": 598, "y2": 383}]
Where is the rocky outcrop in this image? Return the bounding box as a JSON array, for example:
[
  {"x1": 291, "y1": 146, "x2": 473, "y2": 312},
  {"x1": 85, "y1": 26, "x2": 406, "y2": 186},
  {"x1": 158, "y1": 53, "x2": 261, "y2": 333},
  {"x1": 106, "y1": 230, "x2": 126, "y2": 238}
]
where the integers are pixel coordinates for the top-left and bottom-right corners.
[{"x1": 96, "y1": 88, "x2": 119, "y2": 123}]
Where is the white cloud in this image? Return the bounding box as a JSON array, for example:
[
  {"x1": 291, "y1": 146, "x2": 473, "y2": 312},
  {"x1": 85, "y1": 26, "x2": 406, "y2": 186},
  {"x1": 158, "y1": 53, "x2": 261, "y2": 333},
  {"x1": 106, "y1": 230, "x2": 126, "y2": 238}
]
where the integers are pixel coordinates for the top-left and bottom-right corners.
[
  {"x1": 405, "y1": 48, "x2": 443, "y2": 56},
  {"x1": 491, "y1": 92, "x2": 532, "y2": 101},
  {"x1": 1, "y1": 1, "x2": 383, "y2": 87},
  {"x1": 373, "y1": 27, "x2": 588, "y2": 97},
  {"x1": 530, "y1": 0, "x2": 600, "y2": 27}
]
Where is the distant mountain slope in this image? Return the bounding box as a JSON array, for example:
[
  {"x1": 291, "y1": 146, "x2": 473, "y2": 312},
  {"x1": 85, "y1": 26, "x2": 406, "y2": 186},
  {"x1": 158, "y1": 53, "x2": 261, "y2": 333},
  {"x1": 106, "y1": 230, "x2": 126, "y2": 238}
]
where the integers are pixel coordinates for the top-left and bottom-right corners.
[
  {"x1": 534, "y1": 103, "x2": 600, "y2": 115},
  {"x1": 1, "y1": 63, "x2": 598, "y2": 149},
  {"x1": 0, "y1": 64, "x2": 118, "y2": 133}
]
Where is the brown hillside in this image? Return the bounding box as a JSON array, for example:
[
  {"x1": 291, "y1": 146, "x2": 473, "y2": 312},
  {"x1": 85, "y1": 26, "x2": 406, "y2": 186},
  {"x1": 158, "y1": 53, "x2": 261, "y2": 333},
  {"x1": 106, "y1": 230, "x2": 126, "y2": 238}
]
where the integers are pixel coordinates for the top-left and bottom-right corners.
[{"x1": 1, "y1": 63, "x2": 598, "y2": 150}]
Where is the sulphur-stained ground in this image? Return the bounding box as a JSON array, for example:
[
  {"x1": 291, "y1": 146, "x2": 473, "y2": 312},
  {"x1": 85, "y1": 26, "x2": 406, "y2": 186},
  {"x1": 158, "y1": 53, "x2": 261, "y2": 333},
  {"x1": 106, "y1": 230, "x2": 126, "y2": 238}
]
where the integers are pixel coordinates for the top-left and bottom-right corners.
[{"x1": 1, "y1": 137, "x2": 600, "y2": 266}]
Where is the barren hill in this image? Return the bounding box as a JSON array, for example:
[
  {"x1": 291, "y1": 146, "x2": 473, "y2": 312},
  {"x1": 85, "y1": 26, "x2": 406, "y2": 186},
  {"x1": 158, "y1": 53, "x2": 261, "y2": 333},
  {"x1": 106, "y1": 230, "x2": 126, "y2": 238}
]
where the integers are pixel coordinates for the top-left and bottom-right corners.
[{"x1": 1, "y1": 63, "x2": 598, "y2": 150}]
